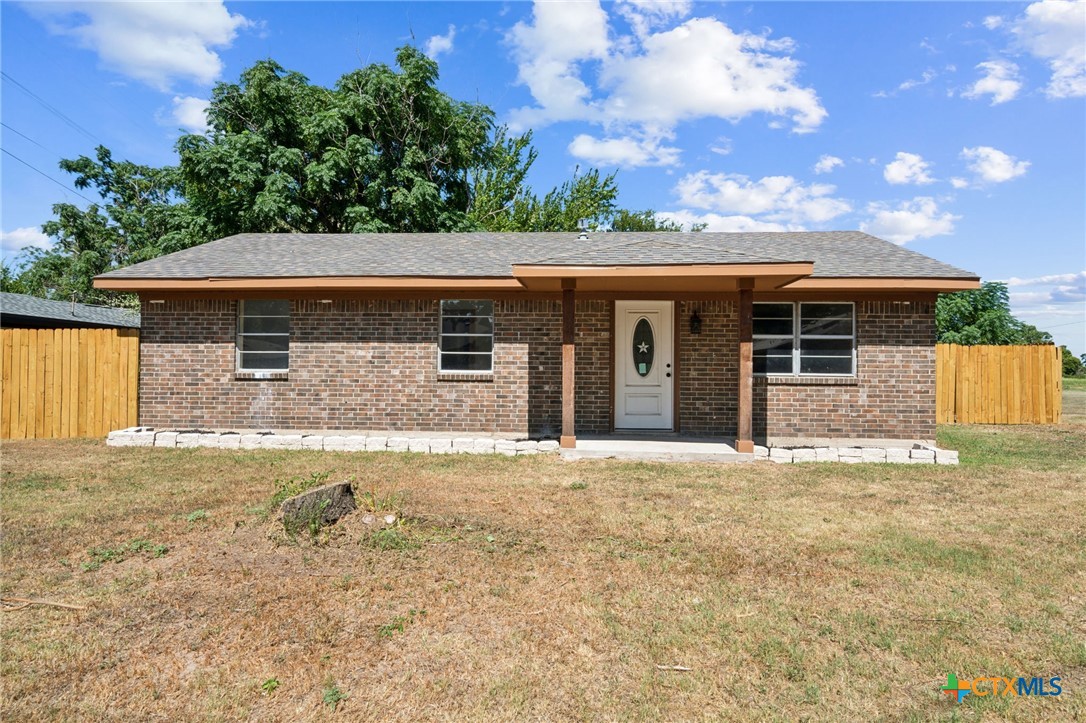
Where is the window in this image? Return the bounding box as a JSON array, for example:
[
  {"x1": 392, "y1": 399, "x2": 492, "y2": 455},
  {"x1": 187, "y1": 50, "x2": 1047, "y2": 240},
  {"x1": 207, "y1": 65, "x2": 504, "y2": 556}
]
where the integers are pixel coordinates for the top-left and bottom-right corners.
[
  {"x1": 439, "y1": 300, "x2": 494, "y2": 372},
  {"x1": 237, "y1": 300, "x2": 289, "y2": 371},
  {"x1": 754, "y1": 302, "x2": 855, "y2": 376}
]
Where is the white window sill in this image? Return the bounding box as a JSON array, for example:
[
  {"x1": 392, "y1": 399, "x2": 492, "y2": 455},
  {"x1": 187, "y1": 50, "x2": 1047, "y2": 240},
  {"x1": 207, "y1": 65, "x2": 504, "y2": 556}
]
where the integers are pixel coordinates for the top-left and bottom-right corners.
[{"x1": 235, "y1": 371, "x2": 289, "y2": 381}]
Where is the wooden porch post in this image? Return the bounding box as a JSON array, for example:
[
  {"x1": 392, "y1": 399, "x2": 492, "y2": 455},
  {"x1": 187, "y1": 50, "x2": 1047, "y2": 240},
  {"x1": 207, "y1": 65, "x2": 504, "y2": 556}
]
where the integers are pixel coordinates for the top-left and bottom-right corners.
[
  {"x1": 736, "y1": 279, "x2": 754, "y2": 454},
  {"x1": 560, "y1": 279, "x2": 576, "y2": 449}
]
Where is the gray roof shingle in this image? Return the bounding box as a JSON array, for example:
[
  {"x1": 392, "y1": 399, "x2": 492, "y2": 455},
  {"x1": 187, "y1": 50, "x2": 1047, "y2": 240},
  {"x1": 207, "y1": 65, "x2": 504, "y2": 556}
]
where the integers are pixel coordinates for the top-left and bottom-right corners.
[
  {"x1": 0, "y1": 292, "x2": 140, "y2": 328},
  {"x1": 96, "y1": 231, "x2": 977, "y2": 280}
]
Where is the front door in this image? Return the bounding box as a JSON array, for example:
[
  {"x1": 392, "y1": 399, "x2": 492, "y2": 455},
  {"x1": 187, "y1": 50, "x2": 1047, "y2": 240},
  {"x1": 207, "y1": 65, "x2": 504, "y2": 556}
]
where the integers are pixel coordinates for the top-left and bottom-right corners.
[{"x1": 615, "y1": 301, "x2": 674, "y2": 430}]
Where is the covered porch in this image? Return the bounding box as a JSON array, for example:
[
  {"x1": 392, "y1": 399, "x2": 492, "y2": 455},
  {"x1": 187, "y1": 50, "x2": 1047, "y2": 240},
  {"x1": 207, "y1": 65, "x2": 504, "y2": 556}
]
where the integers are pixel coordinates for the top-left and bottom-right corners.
[{"x1": 512, "y1": 258, "x2": 816, "y2": 453}]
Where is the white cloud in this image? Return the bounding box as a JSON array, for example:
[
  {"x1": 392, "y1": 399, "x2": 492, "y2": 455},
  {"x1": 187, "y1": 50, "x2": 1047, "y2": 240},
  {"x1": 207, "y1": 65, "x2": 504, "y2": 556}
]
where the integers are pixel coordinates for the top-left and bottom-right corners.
[
  {"x1": 1006, "y1": 271, "x2": 1086, "y2": 287},
  {"x1": 860, "y1": 197, "x2": 959, "y2": 244},
  {"x1": 883, "y1": 152, "x2": 935, "y2": 185},
  {"x1": 568, "y1": 132, "x2": 680, "y2": 168},
  {"x1": 25, "y1": 1, "x2": 250, "y2": 91},
  {"x1": 1005, "y1": 270, "x2": 1086, "y2": 304},
  {"x1": 507, "y1": 0, "x2": 610, "y2": 125},
  {"x1": 983, "y1": 15, "x2": 1005, "y2": 30},
  {"x1": 616, "y1": 0, "x2": 693, "y2": 37},
  {"x1": 657, "y1": 210, "x2": 794, "y2": 232},
  {"x1": 963, "y1": 60, "x2": 1022, "y2": 104},
  {"x1": 1007, "y1": 271, "x2": 1086, "y2": 308},
  {"x1": 813, "y1": 154, "x2": 844, "y2": 174},
  {"x1": 674, "y1": 171, "x2": 851, "y2": 225},
  {"x1": 1011, "y1": 0, "x2": 1086, "y2": 98},
  {"x1": 950, "y1": 177, "x2": 970, "y2": 189},
  {"x1": 171, "y1": 96, "x2": 209, "y2": 134},
  {"x1": 709, "y1": 136, "x2": 733, "y2": 156},
  {"x1": 0, "y1": 227, "x2": 51, "y2": 259},
  {"x1": 873, "y1": 69, "x2": 936, "y2": 98},
  {"x1": 960, "y1": 146, "x2": 1030, "y2": 184},
  {"x1": 899, "y1": 69, "x2": 937, "y2": 91},
  {"x1": 424, "y1": 24, "x2": 456, "y2": 59},
  {"x1": 507, "y1": 2, "x2": 826, "y2": 163}
]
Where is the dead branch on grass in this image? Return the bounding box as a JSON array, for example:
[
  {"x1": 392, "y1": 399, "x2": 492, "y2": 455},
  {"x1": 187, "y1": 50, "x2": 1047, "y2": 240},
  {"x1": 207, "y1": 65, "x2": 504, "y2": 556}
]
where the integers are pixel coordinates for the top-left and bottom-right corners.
[
  {"x1": 2, "y1": 596, "x2": 86, "y2": 611},
  {"x1": 655, "y1": 665, "x2": 693, "y2": 672}
]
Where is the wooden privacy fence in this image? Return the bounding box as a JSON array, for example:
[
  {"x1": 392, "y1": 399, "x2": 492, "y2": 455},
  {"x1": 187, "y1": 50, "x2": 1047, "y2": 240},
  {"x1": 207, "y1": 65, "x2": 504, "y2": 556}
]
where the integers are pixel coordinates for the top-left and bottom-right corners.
[
  {"x1": 1, "y1": 328, "x2": 139, "y2": 439},
  {"x1": 936, "y1": 344, "x2": 1062, "y2": 424}
]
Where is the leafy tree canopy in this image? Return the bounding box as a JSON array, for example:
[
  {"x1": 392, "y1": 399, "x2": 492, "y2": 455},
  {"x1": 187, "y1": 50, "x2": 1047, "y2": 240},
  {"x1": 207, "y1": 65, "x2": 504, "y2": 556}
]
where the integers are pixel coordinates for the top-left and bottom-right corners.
[
  {"x1": 6, "y1": 45, "x2": 711, "y2": 305},
  {"x1": 1061, "y1": 346, "x2": 1085, "y2": 377},
  {"x1": 936, "y1": 281, "x2": 1053, "y2": 345}
]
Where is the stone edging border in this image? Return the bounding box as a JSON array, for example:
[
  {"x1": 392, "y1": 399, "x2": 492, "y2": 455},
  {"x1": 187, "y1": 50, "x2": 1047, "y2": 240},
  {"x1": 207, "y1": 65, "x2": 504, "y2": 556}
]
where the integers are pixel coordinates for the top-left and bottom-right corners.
[
  {"x1": 754, "y1": 443, "x2": 958, "y2": 465},
  {"x1": 106, "y1": 428, "x2": 558, "y2": 456},
  {"x1": 107, "y1": 427, "x2": 959, "y2": 464}
]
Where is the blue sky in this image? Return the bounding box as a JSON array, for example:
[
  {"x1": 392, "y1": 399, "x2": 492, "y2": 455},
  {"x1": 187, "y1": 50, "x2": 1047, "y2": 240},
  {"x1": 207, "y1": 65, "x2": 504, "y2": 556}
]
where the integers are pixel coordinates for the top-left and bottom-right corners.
[{"x1": 1, "y1": 1, "x2": 1083, "y2": 352}]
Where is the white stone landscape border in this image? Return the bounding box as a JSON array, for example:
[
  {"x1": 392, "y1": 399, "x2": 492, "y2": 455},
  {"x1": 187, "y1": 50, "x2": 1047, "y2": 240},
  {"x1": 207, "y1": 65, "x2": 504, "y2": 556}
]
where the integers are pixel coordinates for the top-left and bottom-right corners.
[
  {"x1": 106, "y1": 428, "x2": 559, "y2": 456},
  {"x1": 755, "y1": 443, "x2": 957, "y2": 465},
  {"x1": 107, "y1": 427, "x2": 959, "y2": 464}
]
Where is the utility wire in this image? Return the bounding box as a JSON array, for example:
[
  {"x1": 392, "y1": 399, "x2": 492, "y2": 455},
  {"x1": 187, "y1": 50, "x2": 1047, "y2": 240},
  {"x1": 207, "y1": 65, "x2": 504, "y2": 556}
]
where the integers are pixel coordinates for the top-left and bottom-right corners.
[
  {"x1": 1, "y1": 148, "x2": 96, "y2": 204},
  {"x1": 1, "y1": 71, "x2": 101, "y2": 144},
  {"x1": 1, "y1": 122, "x2": 61, "y2": 156}
]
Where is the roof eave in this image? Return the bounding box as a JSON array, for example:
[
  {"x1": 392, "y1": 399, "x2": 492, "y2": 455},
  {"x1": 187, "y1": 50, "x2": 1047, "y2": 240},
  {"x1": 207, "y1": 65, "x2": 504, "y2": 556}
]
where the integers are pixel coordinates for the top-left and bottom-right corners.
[
  {"x1": 510, "y1": 262, "x2": 815, "y2": 292},
  {"x1": 93, "y1": 276, "x2": 525, "y2": 292},
  {"x1": 781, "y1": 277, "x2": 981, "y2": 292}
]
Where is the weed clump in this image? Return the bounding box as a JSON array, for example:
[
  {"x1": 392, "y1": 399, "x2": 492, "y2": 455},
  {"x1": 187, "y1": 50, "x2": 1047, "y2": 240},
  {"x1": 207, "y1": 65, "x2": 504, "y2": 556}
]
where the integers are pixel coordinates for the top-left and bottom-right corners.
[{"x1": 82, "y1": 539, "x2": 168, "y2": 572}]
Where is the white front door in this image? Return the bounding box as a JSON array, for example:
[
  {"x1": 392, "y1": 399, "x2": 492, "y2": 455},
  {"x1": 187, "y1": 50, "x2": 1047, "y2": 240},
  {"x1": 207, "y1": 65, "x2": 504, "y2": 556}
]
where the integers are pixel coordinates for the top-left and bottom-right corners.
[{"x1": 615, "y1": 301, "x2": 674, "y2": 430}]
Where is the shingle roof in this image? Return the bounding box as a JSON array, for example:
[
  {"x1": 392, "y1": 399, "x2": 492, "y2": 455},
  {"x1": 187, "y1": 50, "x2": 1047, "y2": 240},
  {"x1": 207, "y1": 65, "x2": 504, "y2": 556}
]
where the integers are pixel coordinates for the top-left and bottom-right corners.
[
  {"x1": 0, "y1": 292, "x2": 140, "y2": 328},
  {"x1": 96, "y1": 231, "x2": 977, "y2": 280}
]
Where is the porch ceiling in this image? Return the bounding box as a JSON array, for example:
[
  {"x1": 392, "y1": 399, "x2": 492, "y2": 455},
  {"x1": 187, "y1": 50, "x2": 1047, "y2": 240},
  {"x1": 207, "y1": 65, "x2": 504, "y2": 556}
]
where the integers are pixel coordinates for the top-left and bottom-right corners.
[{"x1": 510, "y1": 263, "x2": 814, "y2": 292}]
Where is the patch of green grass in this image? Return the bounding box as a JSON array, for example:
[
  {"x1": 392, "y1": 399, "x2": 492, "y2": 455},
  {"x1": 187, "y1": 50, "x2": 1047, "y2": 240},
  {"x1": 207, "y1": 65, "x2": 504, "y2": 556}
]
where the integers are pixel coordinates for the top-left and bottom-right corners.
[
  {"x1": 938, "y1": 424, "x2": 1086, "y2": 469},
  {"x1": 4, "y1": 472, "x2": 67, "y2": 492},
  {"x1": 82, "y1": 539, "x2": 168, "y2": 572},
  {"x1": 356, "y1": 478, "x2": 405, "y2": 514},
  {"x1": 862, "y1": 530, "x2": 992, "y2": 575},
  {"x1": 184, "y1": 509, "x2": 208, "y2": 524},
  {"x1": 369, "y1": 526, "x2": 415, "y2": 551},
  {"x1": 377, "y1": 609, "x2": 426, "y2": 638},
  {"x1": 1062, "y1": 376, "x2": 1086, "y2": 391},
  {"x1": 260, "y1": 678, "x2": 279, "y2": 695},
  {"x1": 321, "y1": 680, "x2": 347, "y2": 709},
  {"x1": 568, "y1": 481, "x2": 588, "y2": 490}
]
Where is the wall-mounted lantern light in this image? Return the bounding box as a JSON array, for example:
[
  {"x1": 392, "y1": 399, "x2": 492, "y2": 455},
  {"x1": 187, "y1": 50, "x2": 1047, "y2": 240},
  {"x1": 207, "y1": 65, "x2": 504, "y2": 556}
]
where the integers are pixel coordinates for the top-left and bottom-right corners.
[{"x1": 689, "y1": 310, "x2": 702, "y2": 335}]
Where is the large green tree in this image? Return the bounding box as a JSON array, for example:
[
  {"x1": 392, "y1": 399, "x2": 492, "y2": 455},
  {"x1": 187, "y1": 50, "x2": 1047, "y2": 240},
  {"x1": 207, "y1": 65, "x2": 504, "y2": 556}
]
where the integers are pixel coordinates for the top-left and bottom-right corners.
[
  {"x1": 13, "y1": 147, "x2": 203, "y2": 306},
  {"x1": 11, "y1": 45, "x2": 695, "y2": 302},
  {"x1": 179, "y1": 47, "x2": 494, "y2": 235},
  {"x1": 937, "y1": 281, "x2": 1053, "y2": 345}
]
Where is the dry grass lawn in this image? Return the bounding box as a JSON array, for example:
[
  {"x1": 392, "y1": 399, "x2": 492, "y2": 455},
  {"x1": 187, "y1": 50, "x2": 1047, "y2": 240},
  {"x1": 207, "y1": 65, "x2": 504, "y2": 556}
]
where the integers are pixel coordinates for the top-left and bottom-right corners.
[{"x1": 2, "y1": 424, "x2": 1084, "y2": 721}]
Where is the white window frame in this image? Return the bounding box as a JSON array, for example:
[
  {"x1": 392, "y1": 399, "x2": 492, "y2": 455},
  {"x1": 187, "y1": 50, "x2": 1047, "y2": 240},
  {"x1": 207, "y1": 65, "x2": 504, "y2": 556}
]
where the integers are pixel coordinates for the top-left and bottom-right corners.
[
  {"x1": 236, "y1": 300, "x2": 290, "y2": 372},
  {"x1": 754, "y1": 301, "x2": 856, "y2": 377},
  {"x1": 438, "y1": 300, "x2": 494, "y2": 373}
]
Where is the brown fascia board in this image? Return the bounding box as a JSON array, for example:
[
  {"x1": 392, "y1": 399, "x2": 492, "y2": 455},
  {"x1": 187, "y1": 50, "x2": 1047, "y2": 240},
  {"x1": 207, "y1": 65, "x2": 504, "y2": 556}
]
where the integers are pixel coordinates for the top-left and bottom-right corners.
[
  {"x1": 782, "y1": 277, "x2": 981, "y2": 292},
  {"x1": 510, "y1": 262, "x2": 816, "y2": 278},
  {"x1": 93, "y1": 276, "x2": 526, "y2": 292}
]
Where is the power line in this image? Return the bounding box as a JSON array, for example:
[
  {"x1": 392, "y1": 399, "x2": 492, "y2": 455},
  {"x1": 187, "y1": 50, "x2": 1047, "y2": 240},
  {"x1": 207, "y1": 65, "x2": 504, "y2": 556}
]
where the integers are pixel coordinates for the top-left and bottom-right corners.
[
  {"x1": 1042, "y1": 318, "x2": 1085, "y2": 329},
  {"x1": 1, "y1": 147, "x2": 96, "y2": 204},
  {"x1": 1, "y1": 122, "x2": 60, "y2": 156},
  {"x1": 1, "y1": 71, "x2": 101, "y2": 144}
]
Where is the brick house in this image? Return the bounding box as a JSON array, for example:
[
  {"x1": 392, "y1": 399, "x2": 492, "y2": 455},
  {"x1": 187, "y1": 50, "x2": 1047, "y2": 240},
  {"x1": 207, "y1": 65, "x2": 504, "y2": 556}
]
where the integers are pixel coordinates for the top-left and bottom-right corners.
[{"x1": 94, "y1": 231, "x2": 978, "y2": 451}]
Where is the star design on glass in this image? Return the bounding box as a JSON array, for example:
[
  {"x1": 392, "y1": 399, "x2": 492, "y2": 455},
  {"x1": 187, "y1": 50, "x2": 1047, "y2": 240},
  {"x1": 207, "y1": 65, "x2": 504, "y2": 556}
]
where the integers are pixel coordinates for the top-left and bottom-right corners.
[{"x1": 637, "y1": 341, "x2": 650, "y2": 354}]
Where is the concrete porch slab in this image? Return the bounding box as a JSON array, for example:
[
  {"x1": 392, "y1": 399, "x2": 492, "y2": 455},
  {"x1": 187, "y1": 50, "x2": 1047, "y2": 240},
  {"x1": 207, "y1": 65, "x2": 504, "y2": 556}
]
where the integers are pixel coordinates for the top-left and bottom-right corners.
[{"x1": 560, "y1": 435, "x2": 753, "y2": 463}]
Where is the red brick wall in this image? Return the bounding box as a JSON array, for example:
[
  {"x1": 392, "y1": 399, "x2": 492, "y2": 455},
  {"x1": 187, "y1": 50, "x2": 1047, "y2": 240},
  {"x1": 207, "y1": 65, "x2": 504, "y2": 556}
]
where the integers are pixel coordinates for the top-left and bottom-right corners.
[
  {"x1": 139, "y1": 297, "x2": 934, "y2": 440},
  {"x1": 139, "y1": 298, "x2": 613, "y2": 437},
  {"x1": 678, "y1": 300, "x2": 739, "y2": 436},
  {"x1": 753, "y1": 300, "x2": 936, "y2": 441}
]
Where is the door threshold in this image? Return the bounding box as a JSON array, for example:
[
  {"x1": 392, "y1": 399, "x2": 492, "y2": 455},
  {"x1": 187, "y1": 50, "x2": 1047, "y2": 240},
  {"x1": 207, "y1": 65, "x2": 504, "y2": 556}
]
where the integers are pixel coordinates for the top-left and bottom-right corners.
[{"x1": 607, "y1": 429, "x2": 678, "y2": 437}]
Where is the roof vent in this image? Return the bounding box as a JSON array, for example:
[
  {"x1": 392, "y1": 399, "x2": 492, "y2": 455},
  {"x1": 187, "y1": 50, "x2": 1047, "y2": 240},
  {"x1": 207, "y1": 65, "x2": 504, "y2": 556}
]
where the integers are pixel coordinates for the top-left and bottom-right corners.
[{"x1": 578, "y1": 218, "x2": 590, "y2": 240}]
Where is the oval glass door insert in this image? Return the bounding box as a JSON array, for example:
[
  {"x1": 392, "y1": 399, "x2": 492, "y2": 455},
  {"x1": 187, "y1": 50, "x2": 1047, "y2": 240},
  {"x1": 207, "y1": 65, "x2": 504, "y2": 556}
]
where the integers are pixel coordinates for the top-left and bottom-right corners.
[{"x1": 632, "y1": 317, "x2": 654, "y2": 377}]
